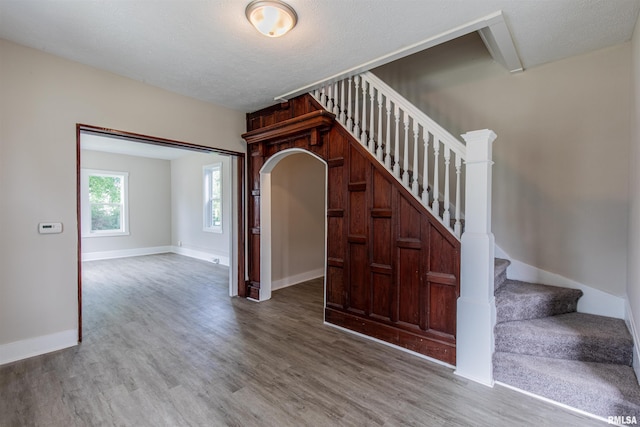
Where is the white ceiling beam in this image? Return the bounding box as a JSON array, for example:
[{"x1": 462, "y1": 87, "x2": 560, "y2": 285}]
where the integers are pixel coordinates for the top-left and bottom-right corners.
[
  {"x1": 478, "y1": 13, "x2": 524, "y2": 73},
  {"x1": 274, "y1": 10, "x2": 523, "y2": 103}
]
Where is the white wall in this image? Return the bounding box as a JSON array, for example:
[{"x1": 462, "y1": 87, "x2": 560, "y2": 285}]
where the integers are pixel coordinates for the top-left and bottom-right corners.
[
  {"x1": 81, "y1": 150, "x2": 172, "y2": 254},
  {"x1": 171, "y1": 152, "x2": 232, "y2": 263},
  {"x1": 627, "y1": 12, "x2": 640, "y2": 374},
  {"x1": 374, "y1": 34, "x2": 632, "y2": 297},
  {"x1": 0, "y1": 39, "x2": 245, "y2": 358},
  {"x1": 270, "y1": 153, "x2": 325, "y2": 288}
]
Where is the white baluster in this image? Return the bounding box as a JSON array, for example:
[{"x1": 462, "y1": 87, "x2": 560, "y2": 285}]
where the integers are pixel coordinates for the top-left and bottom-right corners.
[
  {"x1": 454, "y1": 153, "x2": 462, "y2": 238},
  {"x1": 443, "y1": 146, "x2": 451, "y2": 227},
  {"x1": 376, "y1": 90, "x2": 383, "y2": 161},
  {"x1": 320, "y1": 86, "x2": 327, "y2": 109},
  {"x1": 339, "y1": 80, "x2": 346, "y2": 124},
  {"x1": 432, "y1": 139, "x2": 440, "y2": 215},
  {"x1": 333, "y1": 82, "x2": 340, "y2": 116},
  {"x1": 393, "y1": 104, "x2": 400, "y2": 178},
  {"x1": 314, "y1": 88, "x2": 320, "y2": 100},
  {"x1": 422, "y1": 132, "x2": 429, "y2": 206},
  {"x1": 384, "y1": 97, "x2": 391, "y2": 169},
  {"x1": 411, "y1": 122, "x2": 419, "y2": 195},
  {"x1": 353, "y1": 76, "x2": 361, "y2": 137},
  {"x1": 402, "y1": 113, "x2": 410, "y2": 187},
  {"x1": 346, "y1": 77, "x2": 353, "y2": 130},
  {"x1": 369, "y1": 85, "x2": 375, "y2": 154},
  {"x1": 361, "y1": 79, "x2": 368, "y2": 146},
  {"x1": 328, "y1": 83, "x2": 334, "y2": 112}
]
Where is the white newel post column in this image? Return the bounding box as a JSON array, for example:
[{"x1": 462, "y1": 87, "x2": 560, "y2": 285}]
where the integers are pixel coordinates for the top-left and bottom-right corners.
[{"x1": 455, "y1": 129, "x2": 497, "y2": 387}]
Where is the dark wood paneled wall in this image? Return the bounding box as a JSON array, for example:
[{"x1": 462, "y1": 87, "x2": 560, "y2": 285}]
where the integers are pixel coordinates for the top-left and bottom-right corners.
[{"x1": 243, "y1": 95, "x2": 460, "y2": 364}]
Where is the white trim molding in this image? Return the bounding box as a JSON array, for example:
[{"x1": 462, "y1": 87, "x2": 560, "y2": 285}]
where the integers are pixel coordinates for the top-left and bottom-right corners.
[
  {"x1": 81, "y1": 245, "x2": 230, "y2": 266},
  {"x1": 81, "y1": 246, "x2": 172, "y2": 262},
  {"x1": 171, "y1": 245, "x2": 230, "y2": 267},
  {"x1": 625, "y1": 299, "x2": 640, "y2": 385},
  {"x1": 258, "y1": 148, "x2": 328, "y2": 302},
  {"x1": 0, "y1": 329, "x2": 77, "y2": 366},
  {"x1": 272, "y1": 268, "x2": 324, "y2": 291},
  {"x1": 495, "y1": 381, "x2": 608, "y2": 424}
]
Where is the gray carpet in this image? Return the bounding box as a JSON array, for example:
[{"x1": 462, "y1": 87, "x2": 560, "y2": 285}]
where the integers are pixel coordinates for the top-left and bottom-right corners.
[
  {"x1": 494, "y1": 352, "x2": 640, "y2": 417},
  {"x1": 492, "y1": 258, "x2": 640, "y2": 418},
  {"x1": 495, "y1": 312, "x2": 633, "y2": 365},
  {"x1": 495, "y1": 280, "x2": 582, "y2": 323}
]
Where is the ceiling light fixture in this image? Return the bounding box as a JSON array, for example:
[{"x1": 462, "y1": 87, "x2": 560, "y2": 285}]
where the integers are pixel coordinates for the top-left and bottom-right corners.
[{"x1": 245, "y1": 0, "x2": 298, "y2": 38}]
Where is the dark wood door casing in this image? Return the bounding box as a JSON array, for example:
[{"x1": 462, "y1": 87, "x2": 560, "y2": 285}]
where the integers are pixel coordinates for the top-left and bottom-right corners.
[{"x1": 242, "y1": 95, "x2": 460, "y2": 365}]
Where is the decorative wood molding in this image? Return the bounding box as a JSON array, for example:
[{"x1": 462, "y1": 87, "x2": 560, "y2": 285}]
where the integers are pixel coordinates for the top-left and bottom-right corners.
[
  {"x1": 326, "y1": 308, "x2": 456, "y2": 365},
  {"x1": 243, "y1": 94, "x2": 460, "y2": 365},
  {"x1": 241, "y1": 110, "x2": 335, "y2": 145}
]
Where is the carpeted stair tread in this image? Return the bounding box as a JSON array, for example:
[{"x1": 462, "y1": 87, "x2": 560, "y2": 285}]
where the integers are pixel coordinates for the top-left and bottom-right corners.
[
  {"x1": 495, "y1": 312, "x2": 633, "y2": 365},
  {"x1": 494, "y1": 258, "x2": 511, "y2": 291},
  {"x1": 494, "y1": 352, "x2": 640, "y2": 418},
  {"x1": 495, "y1": 280, "x2": 583, "y2": 323}
]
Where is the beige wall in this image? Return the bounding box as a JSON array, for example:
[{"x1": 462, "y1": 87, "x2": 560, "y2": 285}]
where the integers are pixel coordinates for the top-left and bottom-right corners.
[
  {"x1": 81, "y1": 150, "x2": 172, "y2": 254},
  {"x1": 171, "y1": 152, "x2": 232, "y2": 259},
  {"x1": 628, "y1": 16, "x2": 640, "y2": 334},
  {"x1": 0, "y1": 39, "x2": 245, "y2": 346},
  {"x1": 374, "y1": 35, "x2": 632, "y2": 297},
  {"x1": 270, "y1": 153, "x2": 325, "y2": 285}
]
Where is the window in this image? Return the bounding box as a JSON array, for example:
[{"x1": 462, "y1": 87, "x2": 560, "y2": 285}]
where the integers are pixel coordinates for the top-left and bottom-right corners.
[
  {"x1": 81, "y1": 169, "x2": 129, "y2": 237},
  {"x1": 203, "y1": 163, "x2": 222, "y2": 233}
]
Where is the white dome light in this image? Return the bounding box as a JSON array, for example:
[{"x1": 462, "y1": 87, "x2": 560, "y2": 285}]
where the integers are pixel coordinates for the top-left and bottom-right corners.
[{"x1": 245, "y1": 0, "x2": 298, "y2": 38}]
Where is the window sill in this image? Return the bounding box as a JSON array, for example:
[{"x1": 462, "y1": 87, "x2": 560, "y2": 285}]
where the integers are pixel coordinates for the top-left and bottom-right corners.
[{"x1": 82, "y1": 231, "x2": 130, "y2": 238}]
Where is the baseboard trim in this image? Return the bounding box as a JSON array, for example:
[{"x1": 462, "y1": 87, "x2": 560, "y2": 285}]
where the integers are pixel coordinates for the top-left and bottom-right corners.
[
  {"x1": 324, "y1": 322, "x2": 455, "y2": 370},
  {"x1": 494, "y1": 381, "x2": 608, "y2": 424},
  {"x1": 0, "y1": 329, "x2": 77, "y2": 366},
  {"x1": 325, "y1": 307, "x2": 456, "y2": 365},
  {"x1": 495, "y1": 247, "x2": 625, "y2": 319},
  {"x1": 625, "y1": 299, "x2": 640, "y2": 385},
  {"x1": 271, "y1": 268, "x2": 324, "y2": 290},
  {"x1": 82, "y1": 246, "x2": 172, "y2": 261},
  {"x1": 170, "y1": 246, "x2": 230, "y2": 266}
]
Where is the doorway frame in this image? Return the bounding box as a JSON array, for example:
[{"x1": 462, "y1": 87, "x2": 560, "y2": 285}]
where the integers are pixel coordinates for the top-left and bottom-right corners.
[
  {"x1": 76, "y1": 123, "x2": 246, "y2": 341},
  {"x1": 257, "y1": 148, "x2": 328, "y2": 302}
]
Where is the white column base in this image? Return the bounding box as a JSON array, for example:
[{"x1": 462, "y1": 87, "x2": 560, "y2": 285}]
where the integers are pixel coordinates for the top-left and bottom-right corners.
[{"x1": 455, "y1": 296, "x2": 496, "y2": 387}]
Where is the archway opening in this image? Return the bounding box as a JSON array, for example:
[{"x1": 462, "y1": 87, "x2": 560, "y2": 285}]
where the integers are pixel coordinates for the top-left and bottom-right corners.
[{"x1": 259, "y1": 149, "x2": 327, "y2": 302}]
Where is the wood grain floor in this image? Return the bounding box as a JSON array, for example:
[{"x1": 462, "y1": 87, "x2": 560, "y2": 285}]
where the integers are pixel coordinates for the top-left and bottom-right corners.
[{"x1": 0, "y1": 254, "x2": 604, "y2": 426}]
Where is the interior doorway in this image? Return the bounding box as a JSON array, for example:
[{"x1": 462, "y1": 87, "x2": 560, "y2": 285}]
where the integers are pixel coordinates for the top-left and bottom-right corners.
[
  {"x1": 76, "y1": 124, "x2": 245, "y2": 341},
  {"x1": 257, "y1": 148, "x2": 327, "y2": 302}
]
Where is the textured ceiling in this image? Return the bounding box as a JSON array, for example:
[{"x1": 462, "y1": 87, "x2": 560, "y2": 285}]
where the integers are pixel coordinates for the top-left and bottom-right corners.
[{"x1": 1, "y1": 0, "x2": 639, "y2": 113}]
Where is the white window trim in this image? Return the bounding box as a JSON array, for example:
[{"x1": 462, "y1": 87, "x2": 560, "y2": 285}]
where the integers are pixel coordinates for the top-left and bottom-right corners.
[
  {"x1": 203, "y1": 162, "x2": 223, "y2": 233},
  {"x1": 81, "y1": 168, "x2": 130, "y2": 238}
]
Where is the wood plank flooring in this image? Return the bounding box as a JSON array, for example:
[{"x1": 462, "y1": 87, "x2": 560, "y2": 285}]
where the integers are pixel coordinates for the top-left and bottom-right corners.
[{"x1": 0, "y1": 254, "x2": 604, "y2": 426}]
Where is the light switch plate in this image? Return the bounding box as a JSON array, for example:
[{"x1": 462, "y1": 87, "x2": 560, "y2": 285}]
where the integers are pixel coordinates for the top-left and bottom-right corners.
[{"x1": 39, "y1": 222, "x2": 63, "y2": 234}]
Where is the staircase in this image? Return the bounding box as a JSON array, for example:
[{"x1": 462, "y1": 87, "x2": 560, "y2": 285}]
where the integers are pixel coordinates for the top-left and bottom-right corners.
[
  {"x1": 307, "y1": 71, "x2": 640, "y2": 414},
  {"x1": 493, "y1": 258, "x2": 640, "y2": 418}
]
